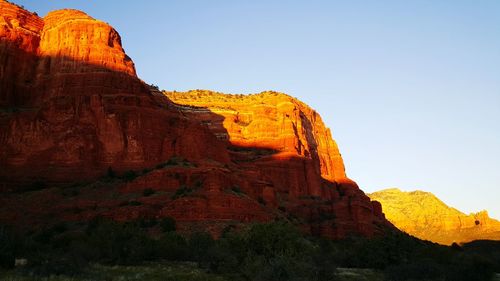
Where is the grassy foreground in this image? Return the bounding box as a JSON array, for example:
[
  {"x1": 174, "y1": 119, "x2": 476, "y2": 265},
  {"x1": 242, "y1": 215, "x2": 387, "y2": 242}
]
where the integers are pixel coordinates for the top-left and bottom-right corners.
[
  {"x1": 1, "y1": 263, "x2": 385, "y2": 281},
  {"x1": 1, "y1": 263, "x2": 225, "y2": 281},
  {"x1": 1, "y1": 220, "x2": 499, "y2": 281}
]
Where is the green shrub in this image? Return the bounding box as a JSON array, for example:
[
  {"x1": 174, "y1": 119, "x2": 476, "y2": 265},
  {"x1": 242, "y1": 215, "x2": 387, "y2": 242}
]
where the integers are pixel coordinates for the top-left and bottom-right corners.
[
  {"x1": 154, "y1": 157, "x2": 190, "y2": 170},
  {"x1": 25, "y1": 253, "x2": 87, "y2": 277},
  {"x1": 85, "y1": 219, "x2": 155, "y2": 264},
  {"x1": 128, "y1": 200, "x2": 142, "y2": 206},
  {"x1": 257, "y1": 196, "x2": 266, "y2": 205},
  {"x1": 166, "y1": 157, "x2": 180, "y2": 166},
  {"x1": 155, "y1": 162, "x2": 167, "y2": 169},
  {"x1": 444, "y1": 254, "x2": 495, "y2": 281},
  {"x1": 0, "y1": 226, "x2": 16, "y2": 268},
  {"x1": 160, "y1": 217, "x2": 176, "y2": 232},
  {"x1": 143, "y1": 188, "x2": 155, "y2": 196},
  {"x1": 23, "y1": 180, "x2": 47, "y2": 192},
  {"x1": 52, "y1": 222, "x2": 68, "y2": 234},
  {"x1": 189, "y1": 232, "x2": 216, "y2": 266},
  {"x1": 122, "y1": 170, "x2": 138, "y2": 182},
  {"x1": 231, "y1": 186, "x2": 243, "y2": 194},
  {"x1": 135, "y1": 217, "x2": 157, "y2": 228},
  {"x1": 194, "y1": 180, "x2": 203, "y2": 188},
  {"x1": 385, "y1": 260, "x2": 443, "y2": 281},
  {"x1": 156, "y1": 232, "x2": 188, "y2": 260},
  {"x1": 243, "y1": 222, "x2": 309, "y2": 259},
  {"x1": 2, "y1": 217, "x2": 498, "y2": 281},
  {"x1": 237, "y1": 222, "x2": 325, "y2": 281},
  {"x1": 106, "y1": 167, "x2": 116, "y2": 178},
  {"x1": 461, "y1": 240, "x2": 500, "y2": 272},
  {"x1": 171, "y1": 185, "x2": 193, "y2": 200},
  {"x1": 61, "y1": 187, "x2": 80, "y2": 197}
]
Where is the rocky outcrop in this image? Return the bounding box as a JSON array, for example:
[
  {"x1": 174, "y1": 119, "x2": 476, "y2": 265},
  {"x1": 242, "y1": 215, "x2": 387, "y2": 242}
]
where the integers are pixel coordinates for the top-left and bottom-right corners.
[
  {"x1": 0, "y1": 1, "x2": 228, "y2": 185},
  {"x1": 368, "y1": 188, "x2": 500, "y2": 245},
  {"x1": 166, "y1": 90, "x2": 346, "y2": 183},
  {"x1": 164, "y1": 90, "x2": 388, "y2": 237},
  {"x1": 0, "y1": 0, "x2": 389, "y2": 239},
  {"x1": 0, "y1": 0, "x2": 43, "y2": 106},
  {"x1": 40, "y1": 9, "x2": 136, "y2": 76}
]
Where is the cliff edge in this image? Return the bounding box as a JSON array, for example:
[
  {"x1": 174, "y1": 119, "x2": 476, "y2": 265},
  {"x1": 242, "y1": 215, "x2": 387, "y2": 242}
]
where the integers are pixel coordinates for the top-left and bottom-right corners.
[{"x1": 0, "y1": 0, "x2": 389, "y2": 238}]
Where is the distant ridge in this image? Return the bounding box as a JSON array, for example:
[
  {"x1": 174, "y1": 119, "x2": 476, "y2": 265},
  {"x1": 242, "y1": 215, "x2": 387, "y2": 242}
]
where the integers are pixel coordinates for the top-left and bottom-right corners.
[{"x1": 368, "y1": 188, "x2": 500, "y2": 245}]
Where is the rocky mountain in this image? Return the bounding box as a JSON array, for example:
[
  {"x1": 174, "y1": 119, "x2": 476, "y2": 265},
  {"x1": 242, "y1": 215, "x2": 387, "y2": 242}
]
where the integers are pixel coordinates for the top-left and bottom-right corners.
[
  {"x1": 368, "y1": 188, "x2": 500, "y2": 245},
  {"x1": 0, "y1": 0, "x2": 389, "y2": 238}
]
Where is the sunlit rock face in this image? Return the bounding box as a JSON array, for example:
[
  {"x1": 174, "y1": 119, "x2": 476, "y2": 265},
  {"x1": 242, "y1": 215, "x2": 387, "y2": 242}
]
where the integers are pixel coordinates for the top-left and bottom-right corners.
[
  {"x1": 0, "y1": 0, "x2": 43, "y2": 106},
  {"x1": 164, "y1": 90, "x2": 389, "y2": 237},
  {"x1": 369, "y1": 188, "x2": 500, "y2": 245},
  {"x1": 40, "y1": 9, "x2": 136, "y2": 76},
  {"x1": 166, "y1": 90, "x2": 347, "y2": 183},
  {"x1": 0, "y1": 1, "x2": 228, "y2": 184},
  {"x1": 0, "y1": 0, "x2": 390, "y2": 238}
]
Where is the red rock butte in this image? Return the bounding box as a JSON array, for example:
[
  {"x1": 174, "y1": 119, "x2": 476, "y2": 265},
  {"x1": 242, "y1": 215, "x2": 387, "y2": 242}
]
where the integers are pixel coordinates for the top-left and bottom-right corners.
[{"x1": 0, "y1": 0, "x2": 390, "y2": 238}]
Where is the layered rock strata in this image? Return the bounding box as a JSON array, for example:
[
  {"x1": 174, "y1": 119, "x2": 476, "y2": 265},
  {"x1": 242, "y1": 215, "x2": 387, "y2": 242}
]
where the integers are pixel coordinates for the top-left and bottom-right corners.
[
  {"x1": 0, "y1": 2, "x2": 227, "y2": 185},
  {"x1": 0, "y1": 0, "x2": 389, "y2": 238},
  {"x1": 163, "y1": 90, "x2": 388, "y2": 237}
]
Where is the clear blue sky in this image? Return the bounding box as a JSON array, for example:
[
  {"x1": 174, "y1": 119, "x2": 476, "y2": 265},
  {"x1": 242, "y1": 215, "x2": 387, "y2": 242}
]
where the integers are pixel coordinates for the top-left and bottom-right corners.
[{"x1": 17, "y1": 0, "x2": 500, "y2": 219}]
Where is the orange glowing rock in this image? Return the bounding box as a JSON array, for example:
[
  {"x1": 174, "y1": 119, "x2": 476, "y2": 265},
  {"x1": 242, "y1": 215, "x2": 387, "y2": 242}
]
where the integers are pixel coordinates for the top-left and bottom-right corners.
[
  {"x1": 0, "y1": 1, "x2": 389, "y2": 238},
  {"x1": 166, "y1": 90, "x2": 347, "y2": 183},
  {"x1": 40, "y1": 9, "x2": 136, "y2": 76},
  {"x1": 164, "y1": 90, "x2": 389, "y2": 237},
  {"x1": 369, "y1": 188, "x2": 500, "y2": 245},
  {"x1": 0, "y1": 1, "x2": 228, "y2": 183}
]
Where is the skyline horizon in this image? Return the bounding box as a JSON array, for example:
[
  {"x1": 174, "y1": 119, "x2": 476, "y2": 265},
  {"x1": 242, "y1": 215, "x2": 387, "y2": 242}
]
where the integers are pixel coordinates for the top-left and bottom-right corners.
[{"x1": 14, "y1": 0, "x2": 500, "y2": 220}]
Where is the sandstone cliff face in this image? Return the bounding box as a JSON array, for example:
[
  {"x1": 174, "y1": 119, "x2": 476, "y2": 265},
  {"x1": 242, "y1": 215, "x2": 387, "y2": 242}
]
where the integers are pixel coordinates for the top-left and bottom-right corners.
[
  {"x1": 368, "y1": 188, "x2": 500, "y2": 245},
  {"x1": 0, "y1": 0, "x2": 43, "y2": 106},
  {"x1": 0, "y1": 1, "x2": 228, "y2": 185},
  {"x1": 166, "y1": 90, "x2": 346, "y2": 183},
  {"x1": 0, "y1": 0, "x2": 389, "y2": 239},
  {"x1": 40, "y1": 9, "x2": 136, "y2": 76},
  {"x1": 164, "y1": 90, "x2": 388, "y2": 237}
]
